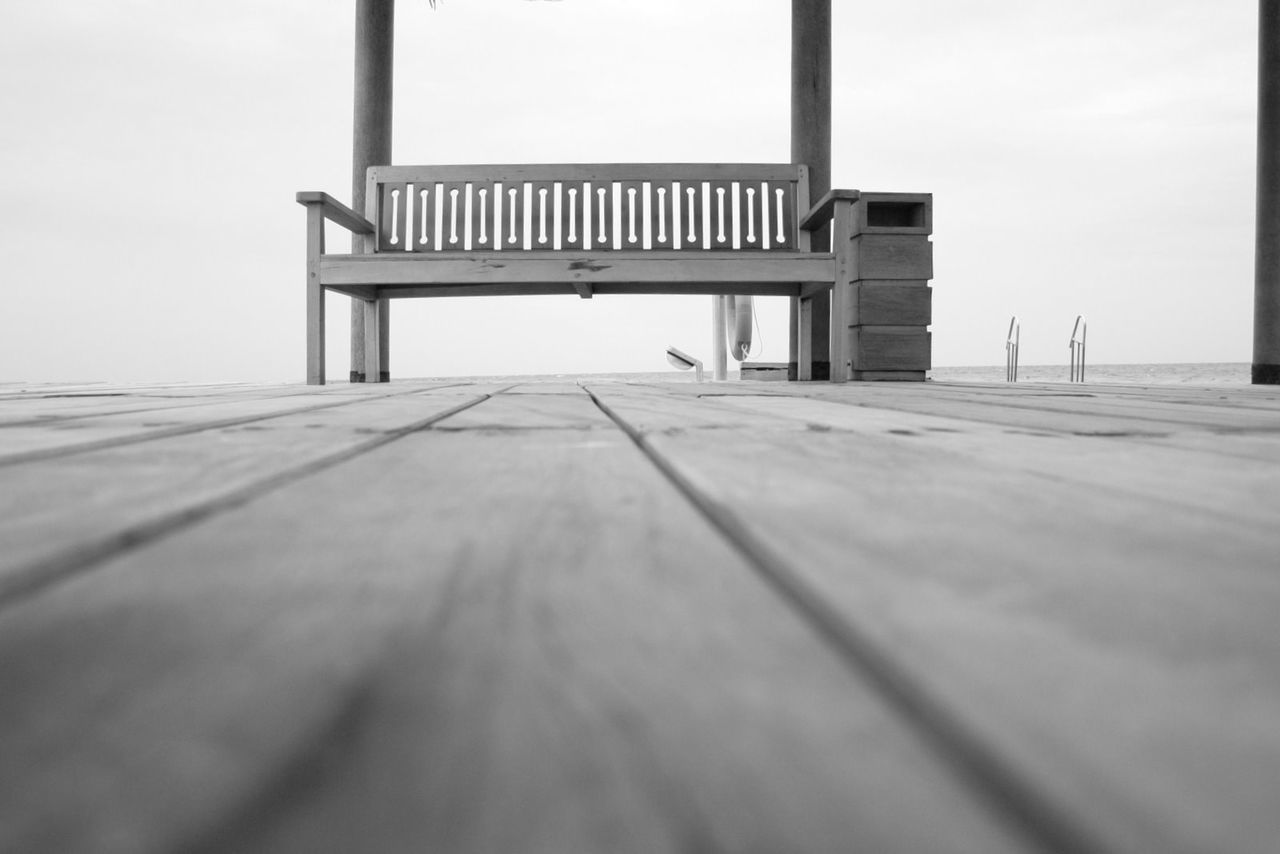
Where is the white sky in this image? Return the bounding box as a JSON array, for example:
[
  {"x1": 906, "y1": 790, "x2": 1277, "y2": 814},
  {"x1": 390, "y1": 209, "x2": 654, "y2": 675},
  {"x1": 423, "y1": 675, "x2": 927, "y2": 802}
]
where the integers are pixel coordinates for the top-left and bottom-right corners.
[{"x1": 0, "y1": 0, "x2": 1260, "y2": 383}]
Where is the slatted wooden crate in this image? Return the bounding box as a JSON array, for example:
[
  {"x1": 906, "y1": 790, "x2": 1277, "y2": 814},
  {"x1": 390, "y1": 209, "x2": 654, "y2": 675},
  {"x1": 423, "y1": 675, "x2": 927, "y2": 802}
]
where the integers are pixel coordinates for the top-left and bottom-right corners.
[{"x1": 843, "y1": 193, "x2": 933, "y2": 380}]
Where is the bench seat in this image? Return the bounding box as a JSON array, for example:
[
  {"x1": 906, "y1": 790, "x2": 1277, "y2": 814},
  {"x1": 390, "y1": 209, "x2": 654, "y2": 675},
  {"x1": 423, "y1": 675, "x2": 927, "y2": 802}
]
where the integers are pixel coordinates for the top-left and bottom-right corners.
[{"x1": 318, "y1": 251, "x2": 836, "y2": 300}]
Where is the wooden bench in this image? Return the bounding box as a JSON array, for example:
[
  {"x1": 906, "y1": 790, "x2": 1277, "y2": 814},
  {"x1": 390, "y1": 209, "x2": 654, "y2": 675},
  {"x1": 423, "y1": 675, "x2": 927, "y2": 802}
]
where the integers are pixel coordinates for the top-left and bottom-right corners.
[{"x1": 297, "y1": 164, "x2": 933, "y2": 384}]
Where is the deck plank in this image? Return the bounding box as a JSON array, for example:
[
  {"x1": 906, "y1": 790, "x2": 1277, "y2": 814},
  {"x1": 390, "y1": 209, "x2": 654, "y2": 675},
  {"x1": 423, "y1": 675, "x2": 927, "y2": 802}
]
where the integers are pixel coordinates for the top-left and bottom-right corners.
[
  {"x1": 585, "y1": 381, "x2": 1280, "y2": 854},
  {"x1": 682, "y1": 381, "x2": 1280, "y2": 462},
  {"x1": 0, "y1": 381, "x2": 264, "y2": 403},
  {"x1": 795, "y1": 382, "x2": 1280, "y2": 436},
  {"x1": 0, "y1": 382, "x2": 326, "y2": 422},
  {"x1": 0, "y1": 384, "x2": 453, "y2": 463},
  {"x1": 0, "y1": 385, "x2": 1028, "y2": 854},
  {"x1": 707, "y1": 392, "x2": 1280, "y2": 525},
  {"x1": 0, "y1": 384, "x2": 501, "y2": 599}
]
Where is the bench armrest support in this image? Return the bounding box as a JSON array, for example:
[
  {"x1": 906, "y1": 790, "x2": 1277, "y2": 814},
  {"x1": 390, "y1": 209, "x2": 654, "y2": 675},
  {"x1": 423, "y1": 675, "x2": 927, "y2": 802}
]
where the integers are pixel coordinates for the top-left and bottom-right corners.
[
  {"x1": 799, "y1": 189, "x2": 860, "y2": 232},
  {"x1": 296, "y1": 191, "x2": 375, "y2": 235}
]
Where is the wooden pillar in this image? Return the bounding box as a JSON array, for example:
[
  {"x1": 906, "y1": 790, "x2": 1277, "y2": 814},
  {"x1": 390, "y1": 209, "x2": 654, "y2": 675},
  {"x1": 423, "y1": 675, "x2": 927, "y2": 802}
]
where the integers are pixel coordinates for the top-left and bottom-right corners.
[
  {"x1": 351, "y1": 0, "x2": 394, "y2": 382},
  {"x1": 791, "y1": 0, "x2": 831, "y2": 381},
  {"x1": 1257, "y1": 0, "x2": 1280, "y2": 383}
]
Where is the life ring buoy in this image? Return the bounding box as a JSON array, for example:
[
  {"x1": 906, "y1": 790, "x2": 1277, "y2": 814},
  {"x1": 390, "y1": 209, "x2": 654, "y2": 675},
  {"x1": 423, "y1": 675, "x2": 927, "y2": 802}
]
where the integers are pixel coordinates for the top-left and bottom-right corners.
[{"x1": 725, "y1": 295, "x2": 753, "y2": 361}]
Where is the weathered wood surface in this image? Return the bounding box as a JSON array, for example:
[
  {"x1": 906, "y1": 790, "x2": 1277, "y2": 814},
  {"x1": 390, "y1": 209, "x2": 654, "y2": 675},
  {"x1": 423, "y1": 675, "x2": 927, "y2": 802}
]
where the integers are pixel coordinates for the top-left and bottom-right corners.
[
  {"x1": 1, "y1": 378, "x2": 1278, "y2": 853},
  {"x1": 318, "y1": 252, "x2": 835, "y2": 289},
  {"x1": 370, "y1": 163, "x2": 811, "y2": 184}
]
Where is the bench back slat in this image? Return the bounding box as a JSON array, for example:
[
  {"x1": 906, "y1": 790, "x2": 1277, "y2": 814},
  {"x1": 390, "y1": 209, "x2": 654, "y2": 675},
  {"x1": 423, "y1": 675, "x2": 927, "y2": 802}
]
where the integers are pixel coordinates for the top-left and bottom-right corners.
[
  {"x1": 470, "y1": 183, "x2": 492, "y2": 249},
  {"x1": 367, "y1": 164, "x2": 809, "y2": 254}
]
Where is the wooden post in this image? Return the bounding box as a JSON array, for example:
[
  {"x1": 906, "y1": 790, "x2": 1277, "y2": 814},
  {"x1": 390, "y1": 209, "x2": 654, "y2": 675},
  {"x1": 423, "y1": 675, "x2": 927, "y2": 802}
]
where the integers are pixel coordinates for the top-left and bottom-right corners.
[
  {"x1": 306, "y1": 205, "x2": 326, "y2": 385},
  {"x1": 829, "y1": 199, "x2": 853, "y2": 381},
  {"x1": 1257, "y1": 0, "x2": 1280, "y2": 383},
  {"x1": 351, "y1": 0, "x2": 394, "y2": 382},
  {"x1": 713, "y1": 296, "x2": 728, "y2": 381},
  {"x1": 791, "y1": 0, "x2": 831, "y2": 381}
]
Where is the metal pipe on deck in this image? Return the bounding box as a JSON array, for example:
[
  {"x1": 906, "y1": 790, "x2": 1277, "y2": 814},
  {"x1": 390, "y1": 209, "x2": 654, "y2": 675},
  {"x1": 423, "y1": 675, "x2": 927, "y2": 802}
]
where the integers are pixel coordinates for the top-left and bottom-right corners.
[
  {"x1": 351, "y1": 0, "x2": 395, "y2": 382},
  {"x1": 791, "y1": 0, "x2": 831, "y2": 381},
  {"x1": 1256, "y1": 0, "x2": 1280, "y2": 383}
]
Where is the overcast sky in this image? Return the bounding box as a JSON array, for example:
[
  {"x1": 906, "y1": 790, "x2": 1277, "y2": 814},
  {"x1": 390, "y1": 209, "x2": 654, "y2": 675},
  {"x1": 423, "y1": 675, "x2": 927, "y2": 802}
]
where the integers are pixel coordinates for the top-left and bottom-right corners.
[{"x1": 0, "y1": 0, "x2": 1260, "y2": 383}]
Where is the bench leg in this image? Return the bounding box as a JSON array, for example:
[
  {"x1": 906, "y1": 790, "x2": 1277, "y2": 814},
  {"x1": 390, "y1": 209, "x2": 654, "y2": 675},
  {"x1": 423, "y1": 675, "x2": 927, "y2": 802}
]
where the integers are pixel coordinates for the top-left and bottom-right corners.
[
  {"x1": 350, "y1": 301, "x2": 366, "y2": 383},
  {"x1": 378, "y1": 297, "x2": 390, "y2": 382},
  {"x1": 305, "y1": 205, "x2": 325, "y2": 385},
  {"x1": 712, "y1": 295, "x2": 728, "y2": 381},
  {"x1": 829, "y1": 199, "x2": 855, "y2": 383},
  {"x1": 809, "y1": 295, "x2": 830, "y2": 381},
  {"x1": 793, "y1": 293, "x2": 831, "y2": 382},
  {"x1": 797, "y1": 296, "x2": 813, "y2": 381},
  {"x1": 363, "y1": 298, "x2": 382, "y2": 383}
]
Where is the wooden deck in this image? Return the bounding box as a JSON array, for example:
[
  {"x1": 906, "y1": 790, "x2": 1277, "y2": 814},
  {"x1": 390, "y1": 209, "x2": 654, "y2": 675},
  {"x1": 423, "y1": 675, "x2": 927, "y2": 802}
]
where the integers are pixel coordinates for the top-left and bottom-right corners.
[{"x1": 2, "y1": 376, "x2": 1278, "y2": 853}]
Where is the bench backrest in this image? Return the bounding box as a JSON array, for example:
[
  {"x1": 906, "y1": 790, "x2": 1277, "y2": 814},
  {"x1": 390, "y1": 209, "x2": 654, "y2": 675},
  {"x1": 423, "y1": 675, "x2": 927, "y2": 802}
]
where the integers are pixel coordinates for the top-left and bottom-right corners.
[{"x1": 365, "y1": 164, "x2": 809, "y2": 254}]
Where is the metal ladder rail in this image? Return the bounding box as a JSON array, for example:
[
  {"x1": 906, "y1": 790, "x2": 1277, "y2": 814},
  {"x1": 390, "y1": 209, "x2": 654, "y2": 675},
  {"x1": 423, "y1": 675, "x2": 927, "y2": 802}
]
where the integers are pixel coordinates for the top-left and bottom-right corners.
[
  {"x1": 1069, "y1": 316, "x2": 1087, "y2": 382},
  {"x1": 1005, "y1": 316, "x2": 1020, "y2": 382}
]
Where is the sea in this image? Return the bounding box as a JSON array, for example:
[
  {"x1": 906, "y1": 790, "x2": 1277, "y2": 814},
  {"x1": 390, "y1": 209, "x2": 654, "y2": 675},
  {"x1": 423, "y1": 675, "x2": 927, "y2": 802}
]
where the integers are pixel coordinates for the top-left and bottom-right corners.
[
  {"x1": 420, "y1": 362, "x2": 1256, "y2": 387},
  {"x1": 928, "y1": 362, "x2": 1253, "y2": 386},
  {"x1": 0, "y1": 363, "x2": 1257, "y2": 390}
]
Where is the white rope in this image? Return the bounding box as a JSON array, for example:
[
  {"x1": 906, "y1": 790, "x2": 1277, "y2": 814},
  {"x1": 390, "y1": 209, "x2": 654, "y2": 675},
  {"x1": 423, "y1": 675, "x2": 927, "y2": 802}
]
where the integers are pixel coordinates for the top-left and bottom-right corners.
[{"x1": 740, "y1": 297, "x2": 764, "y2": 359}]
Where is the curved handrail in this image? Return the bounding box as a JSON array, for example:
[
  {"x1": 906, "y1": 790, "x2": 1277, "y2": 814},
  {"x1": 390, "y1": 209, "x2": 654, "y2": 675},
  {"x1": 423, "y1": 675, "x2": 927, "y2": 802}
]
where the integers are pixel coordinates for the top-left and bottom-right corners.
[{"x1": 666, "y1": 346, "x2": 704, "y2": 382}]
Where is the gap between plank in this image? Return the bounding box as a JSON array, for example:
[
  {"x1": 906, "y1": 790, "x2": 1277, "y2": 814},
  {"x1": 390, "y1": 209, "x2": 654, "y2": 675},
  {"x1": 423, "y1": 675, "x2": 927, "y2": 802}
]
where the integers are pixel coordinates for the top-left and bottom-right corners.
[
  {"x1": 583, "y1": 386, "x2": 1117, "y2": 854},
  {"x1": 0, "y1": 391, "x2": 503, "y2": 614},
  {"x1": 0, "y1": 384, "x2": 473, "y2": 468}
]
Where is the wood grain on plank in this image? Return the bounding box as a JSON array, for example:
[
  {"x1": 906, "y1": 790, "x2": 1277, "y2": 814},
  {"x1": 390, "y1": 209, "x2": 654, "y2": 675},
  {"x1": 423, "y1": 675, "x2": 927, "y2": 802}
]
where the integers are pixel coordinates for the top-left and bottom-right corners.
[
  {"x1": 711, "y1": 382, "x2": 1280, "y2": 457},
  {"x1": 819, "y1": 385, "x2": 1280, "y2": 462},
  {"x1": 0, "y1": 381, "x2": 262, "y2": 403},
  {"x1": 586, "y1": 382, "x2": 1280, "y2": 854},
  {"x1": 708, "y1": 392, "x2": 1280, "y2": 525},
  {"x1": 0, "y1": 383, "x2": 460, "y2": 464},
  {"x1": 0, "y1": 387, "x2": 1025, "y2": 854},
  {"x1": 0, "y1": 387, "x2": 503, "y2": 590},
  {"x1": 0, "y1": 383, "x2": 323, "y2": 424},
  {"x1": 799, "y1": 382, "x2": 1280, "y2": 432},
  {"x1": 319, "y1": 252, "x2": 834, "y2": 287}
]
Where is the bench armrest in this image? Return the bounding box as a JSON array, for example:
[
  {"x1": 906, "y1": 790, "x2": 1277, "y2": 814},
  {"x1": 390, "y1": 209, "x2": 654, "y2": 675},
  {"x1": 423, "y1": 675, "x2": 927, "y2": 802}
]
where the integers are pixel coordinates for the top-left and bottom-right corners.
[
  {"x1": 296, "y1": 191, "x2": 375, "y2": 235},
  {"x1": 799, "y1": 189, "x2": 860, "y2": 232}
]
